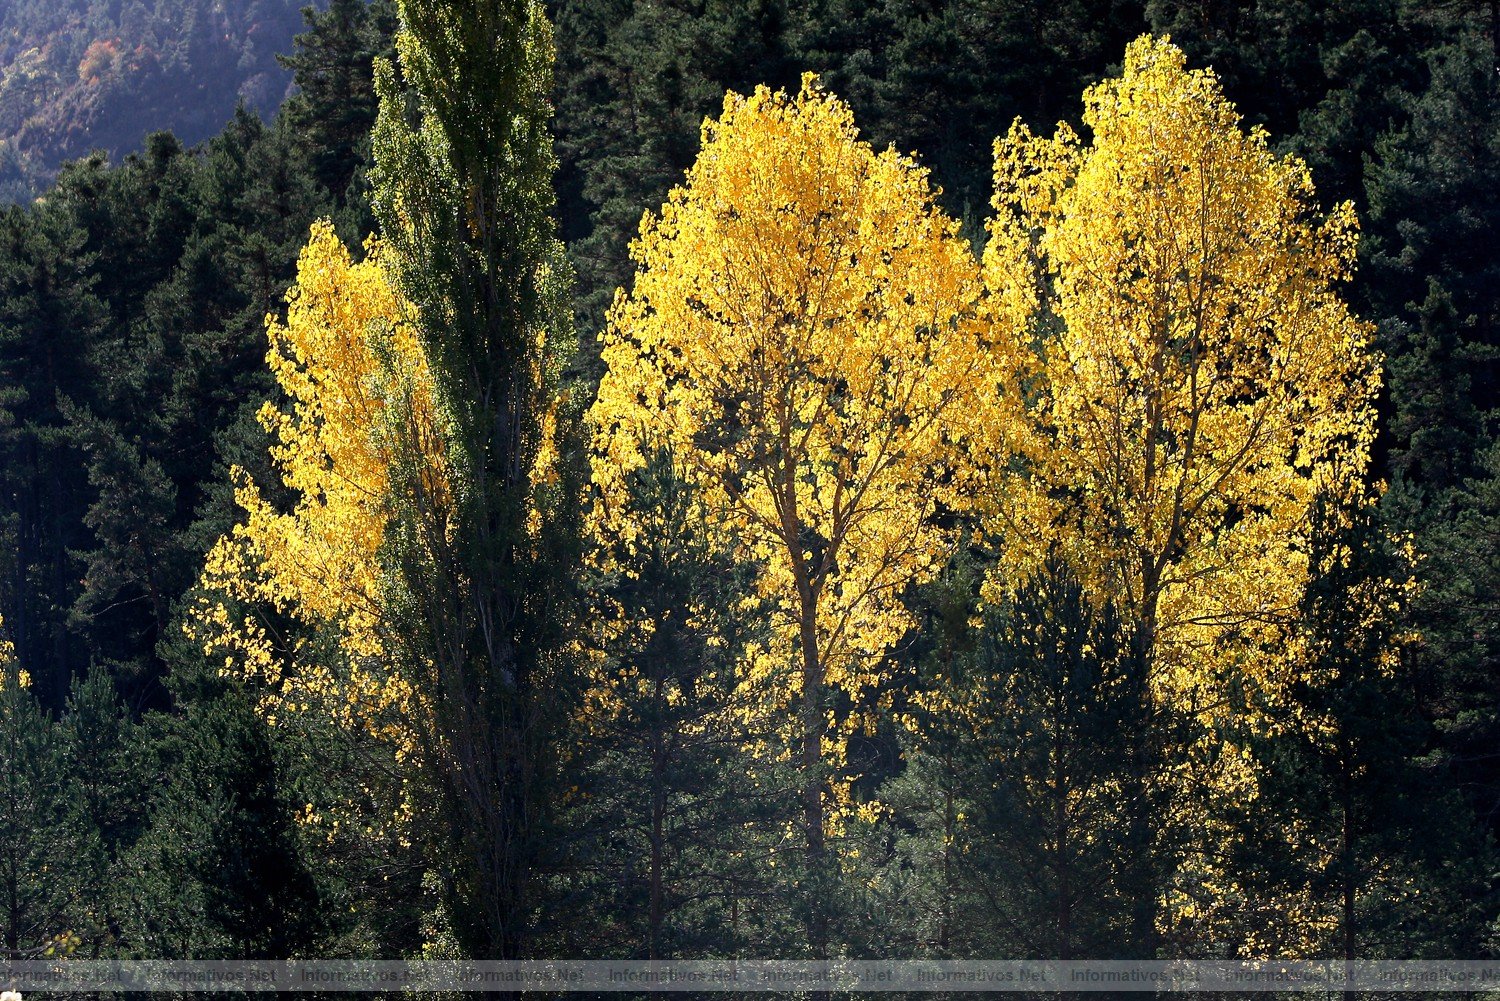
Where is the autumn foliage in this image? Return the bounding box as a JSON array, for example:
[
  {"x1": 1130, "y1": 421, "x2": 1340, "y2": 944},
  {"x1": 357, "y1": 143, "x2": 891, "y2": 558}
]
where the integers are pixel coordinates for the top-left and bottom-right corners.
[
  {"x1": 1, "y1": 0, "x2": 1496, "y2": 961},
  {"x1": 588, "y1": 78, "x2": 985, "y2": 925},
  {"x1": 191, "y1": 221, "x2": 446, "y2": 775},
  {"x1": 591, "y1": 75, "x2": 981, "y2": 718},
  {"x1": 977, "y1": 36, "x2": 1378, "y2": 712},
  {"x1": 181, "y1": 31, "x2": 1404, "y2": 960}
]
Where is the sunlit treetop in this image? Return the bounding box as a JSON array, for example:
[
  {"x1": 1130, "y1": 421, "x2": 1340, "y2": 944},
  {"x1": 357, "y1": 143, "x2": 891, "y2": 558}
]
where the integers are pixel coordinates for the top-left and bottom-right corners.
[
  {"x1": 976, "y1": 35, "x2": 1380, "y2": 707},
  {"x1": 589, "y1": 74, "x2": 985, "y2": 716}
]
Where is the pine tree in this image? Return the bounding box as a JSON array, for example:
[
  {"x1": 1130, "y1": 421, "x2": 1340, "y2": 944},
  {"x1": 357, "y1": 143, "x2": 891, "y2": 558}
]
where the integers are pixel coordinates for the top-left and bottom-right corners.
[
  {"x1": 1381, "y1": 282, "x2": 1485, "y2": 488},
  {"x1": 1367, "y1": 32, "x2": 1500, "y2": 425},
  {"x1": 962, "y1": 561, "x2": 1174, "y2": 958},
  {"x1": 58, "y1": 668, "x2": 149, "y2": 860},
  {"x1": 1402, "y1": 438, "x2": 1500, "y2": 839},
  {"x1": 1221, "y1": 495, "x2": 1494, "y2": 957},
  {"x1": 1364, "y1": 28, "x2": 1500, "y2": 848},
  {"x1": 61, "y1": 400, "x2": 182, "y2": 679},
  {"x1": 278, "y1": 0, "x2": 398, "y2": 202},
  {"x1": 550, "y1": 451, "x2": 796, "y2": 958},
  {"x1": 115, "y1": 663, "x2": 325, "y2": 958},
  {"x1": 0, "y1": 616, "x2": 103, "y2": 959},
  {"x1": 0, "y1": 201, "x2": 108, "y2": 707}
]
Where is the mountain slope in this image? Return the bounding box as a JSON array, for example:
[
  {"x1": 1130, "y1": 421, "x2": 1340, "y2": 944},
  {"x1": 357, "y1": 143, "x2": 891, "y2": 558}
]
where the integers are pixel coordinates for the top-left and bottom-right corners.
[{"x1": 0, "y1": 0, "x2": 312, "y2": 201}]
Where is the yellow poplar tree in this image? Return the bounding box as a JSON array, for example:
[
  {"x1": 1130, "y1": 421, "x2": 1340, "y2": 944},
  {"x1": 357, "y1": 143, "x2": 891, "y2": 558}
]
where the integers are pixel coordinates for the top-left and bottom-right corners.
[
  {"x1": 588, "y1": 75, "x2": 983, "y2": 954},
  {"x1": 191, "y1": 220, "x2": 447, "y2": 813},
  {"x1": 971, "y1": 35, "x2": 1381, "y2": 951},
  {"x1": 978, "y1": 35, "x2": 1379, "y2": 710}
]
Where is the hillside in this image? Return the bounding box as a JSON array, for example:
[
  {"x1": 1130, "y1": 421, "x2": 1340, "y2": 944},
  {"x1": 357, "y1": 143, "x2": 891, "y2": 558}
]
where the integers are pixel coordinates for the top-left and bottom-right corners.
[{"x1": 0, "y1": 0, "x2": 311, "y2": 201}]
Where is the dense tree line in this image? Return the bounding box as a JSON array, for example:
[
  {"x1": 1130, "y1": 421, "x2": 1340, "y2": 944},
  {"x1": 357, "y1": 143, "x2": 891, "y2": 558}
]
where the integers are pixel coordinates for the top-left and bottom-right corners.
[{"x1": 0, "y1": 0, "x2": 1497, "y2": 971}]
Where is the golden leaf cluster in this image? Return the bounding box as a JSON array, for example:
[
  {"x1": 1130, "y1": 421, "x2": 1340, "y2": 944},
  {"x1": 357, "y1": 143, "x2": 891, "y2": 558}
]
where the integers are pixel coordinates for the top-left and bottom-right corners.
[
  {"x1": 975, "y1": 35, "x2": 1379, "y2": 714},
  {"x1": 0, "y1": 611, "x2": 27, "y2": 692},
  {"x1": 589, "y1": 74, "x2": 985, "y2": 721},
  {"x1": 189, "y1": 220, "x2": 448, "y2": 768},
  {"x1": 188, "y1": 40, "x2": 1392, "y2": 899}
]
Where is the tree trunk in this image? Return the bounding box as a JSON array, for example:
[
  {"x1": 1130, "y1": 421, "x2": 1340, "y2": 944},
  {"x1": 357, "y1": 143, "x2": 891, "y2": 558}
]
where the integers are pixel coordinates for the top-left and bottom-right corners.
[
  {"x1": 1341, "y1": 733, "x2": 1356, "y2": 1001},
  {"x1": 799, "y1": 603, "x2": 828, "y2": 962},
  {"x1": 650, "y1": 674, "x2": 666, "y2": 959},
  {"x1": 1122, "y1": 615, "x2": 1159, "y2": 959}
]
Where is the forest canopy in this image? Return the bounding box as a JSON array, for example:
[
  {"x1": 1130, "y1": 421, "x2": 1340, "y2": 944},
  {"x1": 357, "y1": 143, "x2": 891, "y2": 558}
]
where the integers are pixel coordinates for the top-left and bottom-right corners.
[{"x1": 0, "y1": 0, "x2": 1497, "y2": 969}]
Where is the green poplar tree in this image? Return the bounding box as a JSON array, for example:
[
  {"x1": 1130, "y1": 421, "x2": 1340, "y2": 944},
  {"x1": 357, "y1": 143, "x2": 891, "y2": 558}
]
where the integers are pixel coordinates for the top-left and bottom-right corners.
[{"x1": 369, "y1": 0, "x2": 580, "y2": 959}]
